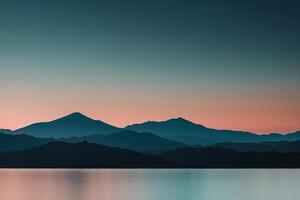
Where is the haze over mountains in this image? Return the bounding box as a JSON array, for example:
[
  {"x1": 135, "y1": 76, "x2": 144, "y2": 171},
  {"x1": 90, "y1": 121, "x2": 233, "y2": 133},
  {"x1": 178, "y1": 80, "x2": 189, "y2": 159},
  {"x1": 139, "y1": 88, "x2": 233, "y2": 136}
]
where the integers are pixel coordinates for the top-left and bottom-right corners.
[
  {"x1": 65, "y1": 130, "x2": 187, "y2": 152},
  {"x1": 0, "y1": 131, "x2": 184, "y2": 153}
]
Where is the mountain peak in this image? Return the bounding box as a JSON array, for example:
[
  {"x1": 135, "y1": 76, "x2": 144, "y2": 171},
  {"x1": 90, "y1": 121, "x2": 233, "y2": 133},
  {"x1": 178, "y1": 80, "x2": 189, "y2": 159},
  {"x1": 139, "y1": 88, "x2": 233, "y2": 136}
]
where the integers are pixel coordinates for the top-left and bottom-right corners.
[
  {"x1": 14, "y1": 112, "x2": 119, "y2": 138},
  {"x1": 126, "y1": 117, "x2": 205, "y2": 129},
  {"x1": 165, "y1": 117, "x2": 200, "y2": 126},
  {"x1": 169, "y1": 117, "x2": 191, "y2": 122},
  {"x1": 57, "y1": 112, "x2": 93, "y2": 122},
  {"x1": 72, "y1": 112, "x2": 82, "y2": 114},
  {"x1": 68, "y1": 112, "x2": 87, "y2": 117}
]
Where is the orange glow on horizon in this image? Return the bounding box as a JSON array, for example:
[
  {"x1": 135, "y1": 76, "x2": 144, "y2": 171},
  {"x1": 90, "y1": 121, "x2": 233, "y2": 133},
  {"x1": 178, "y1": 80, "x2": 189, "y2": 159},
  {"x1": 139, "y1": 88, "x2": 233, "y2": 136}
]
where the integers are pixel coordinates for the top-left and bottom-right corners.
[{"x1": 1, "y1": 86, "x2": 299, "y2": 134}]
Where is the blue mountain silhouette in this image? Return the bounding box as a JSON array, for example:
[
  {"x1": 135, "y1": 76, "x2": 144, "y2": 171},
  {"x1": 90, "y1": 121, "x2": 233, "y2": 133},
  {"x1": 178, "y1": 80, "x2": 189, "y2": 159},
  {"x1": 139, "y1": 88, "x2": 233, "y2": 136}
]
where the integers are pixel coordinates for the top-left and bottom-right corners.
[
  {"x1": 0, "y1": 132, "x2": 53, "y2": 151},
  {"x1": 14, "y1": 112, "x2": 119, "y2": 138},
  {"x1": 126, "y1": 118, "x2": 300, "y2": 145},
  {"x1": 7, "y1": 113, "x2": 300, "y2": 145},
  {"x1": 64, "y1": 130, "x2": 187, "y2": 152}
]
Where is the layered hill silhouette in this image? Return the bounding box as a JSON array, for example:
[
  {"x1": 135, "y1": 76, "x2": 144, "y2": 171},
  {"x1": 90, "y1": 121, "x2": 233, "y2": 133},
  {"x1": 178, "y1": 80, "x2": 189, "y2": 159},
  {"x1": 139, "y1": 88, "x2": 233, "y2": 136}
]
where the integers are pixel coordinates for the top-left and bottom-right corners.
[
  {"x1": 4, "y1": 129, "x2": 300, "y2": 155},
  {"x1": 0, "y1": 130, "x2": 186, "y2": 153},
  {"x1": 14, "y1": 112, "x2": 120, "y2": 138},
  {"x1": 4, "y1": 112, "x2": 300, "y2": 146},
  {"x1": 126, "y1": 118, "x2": 300, "y2": 145},
  {"x1": 1, "y1": 110, "x2": 300, "y2": 168},
  {"x1": 0, "y1": 142, "x2": 171, "y2": 168},
  {"x1": 0, "y1": 132, "x2": 53, "y2": 151},
  {"x1": 64, "y1": 130, "x2": 187, "y2": 152},
  {"x1": 1, "y1": 141, "x2": 300, "y2": 168}
]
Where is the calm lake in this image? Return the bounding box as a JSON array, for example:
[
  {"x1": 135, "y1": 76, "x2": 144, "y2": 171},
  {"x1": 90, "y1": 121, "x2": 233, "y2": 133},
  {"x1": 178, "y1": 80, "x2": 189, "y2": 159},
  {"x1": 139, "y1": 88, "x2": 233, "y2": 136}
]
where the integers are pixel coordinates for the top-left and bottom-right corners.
[{"x1": 0, "y1": 169, "x2": 299, "y2": 200}]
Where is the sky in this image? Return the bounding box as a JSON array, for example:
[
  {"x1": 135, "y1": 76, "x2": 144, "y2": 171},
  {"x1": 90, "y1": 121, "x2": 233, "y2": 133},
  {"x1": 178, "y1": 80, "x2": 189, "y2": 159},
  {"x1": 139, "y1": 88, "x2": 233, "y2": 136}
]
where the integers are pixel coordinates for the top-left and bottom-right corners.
[{"x1": 0, "y1": 0, "x2": 299, "y2": 134}]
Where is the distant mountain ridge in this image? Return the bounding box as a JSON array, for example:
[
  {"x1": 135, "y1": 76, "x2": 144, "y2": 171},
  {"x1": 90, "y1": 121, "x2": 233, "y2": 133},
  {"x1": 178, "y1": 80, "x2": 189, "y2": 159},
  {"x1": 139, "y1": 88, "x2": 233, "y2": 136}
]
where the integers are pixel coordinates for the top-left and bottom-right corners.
[
  {"x1": 63, "y1": 130, "x2": 187, "y2": 152},
  {"x1": 14, "y1": 112, "x2": 120, "y2": 138},
  {"x1": 0, "y1": 132, "x2": 53, "y2": 151},
  {"x1": 126, "y1": 118, "x2": 300, "y2": 145},
  {"x1": 1, "y1": 113, "x2": 300, "y2": 168},
  {"x1": 4, "y1": 113, "x2": 299, "y2": 145},
  {"x1": 0, "y1": 130, "x2": 186, "y2": 153},
  {"x1": 126, "y1": 118, "x2": 258, "y2": 144}
]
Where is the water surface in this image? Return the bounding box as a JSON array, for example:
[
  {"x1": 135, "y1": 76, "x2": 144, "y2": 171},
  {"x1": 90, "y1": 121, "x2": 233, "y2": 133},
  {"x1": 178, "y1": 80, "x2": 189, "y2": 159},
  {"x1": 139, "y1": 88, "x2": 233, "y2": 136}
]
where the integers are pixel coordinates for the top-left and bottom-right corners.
[{"x1": 0, "y1": 169, "x2": 299, "y2": 200}]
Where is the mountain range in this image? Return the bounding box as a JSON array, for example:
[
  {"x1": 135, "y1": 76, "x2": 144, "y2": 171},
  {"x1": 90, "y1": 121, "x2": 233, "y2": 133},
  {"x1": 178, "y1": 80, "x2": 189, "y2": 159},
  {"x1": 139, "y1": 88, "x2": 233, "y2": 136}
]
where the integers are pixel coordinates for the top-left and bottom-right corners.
[
  {"x1": 5, "y1": 112, "x2": 300, "y2": 145},
  {"x1": 127, "y1": 118, "x2": 300, "y2": 144},
  {"x1": 3, "y1": 130, "x2": 300, "y2": 154},
  {"x1": 0, "y1": 130, "x2": 186, "y2": 153},
  {"x1": 1, "y1": 112, "x2": 300, "y2": 168},
  {"x1": 64, "y1": 130, "x2": 187, "y2": 152}
]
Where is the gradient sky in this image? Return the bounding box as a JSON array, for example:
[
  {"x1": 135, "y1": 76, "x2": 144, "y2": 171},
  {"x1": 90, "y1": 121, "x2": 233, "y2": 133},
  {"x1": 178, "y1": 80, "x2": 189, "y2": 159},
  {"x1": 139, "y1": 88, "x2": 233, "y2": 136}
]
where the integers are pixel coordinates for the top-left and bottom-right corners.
[{"x1": 1, "y1": 0, "x2": 299, "y2": 134}]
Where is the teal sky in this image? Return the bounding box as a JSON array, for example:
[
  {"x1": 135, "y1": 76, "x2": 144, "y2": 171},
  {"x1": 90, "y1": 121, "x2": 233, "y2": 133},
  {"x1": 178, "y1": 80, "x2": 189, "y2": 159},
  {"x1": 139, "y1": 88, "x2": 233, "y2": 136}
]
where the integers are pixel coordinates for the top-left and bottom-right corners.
[{"x1": 1, "y1": 0, "x2": 299, "y2": 133}]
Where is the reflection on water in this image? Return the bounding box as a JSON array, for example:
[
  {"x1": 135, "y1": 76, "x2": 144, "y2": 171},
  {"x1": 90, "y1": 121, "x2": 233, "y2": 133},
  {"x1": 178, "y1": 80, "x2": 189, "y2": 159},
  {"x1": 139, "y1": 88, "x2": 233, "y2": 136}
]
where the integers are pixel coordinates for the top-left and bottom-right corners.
[{"x1": 0, "y1": 169, "x2": 299, "y2": 200}]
